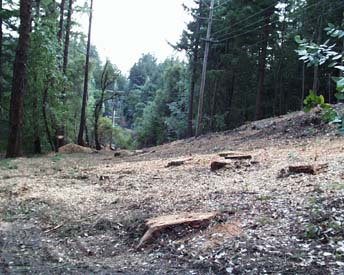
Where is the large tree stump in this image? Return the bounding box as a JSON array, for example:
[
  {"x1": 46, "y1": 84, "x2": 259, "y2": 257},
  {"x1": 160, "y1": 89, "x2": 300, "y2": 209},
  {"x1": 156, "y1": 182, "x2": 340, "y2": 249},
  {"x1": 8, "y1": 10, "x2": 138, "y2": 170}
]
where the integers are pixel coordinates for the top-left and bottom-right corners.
[
  {"x1": 137, "y1": 212, "x2": 218, "y2": 249},
  {"x1": 210, "y1": 160, "x2": 232, "y2": 171}
]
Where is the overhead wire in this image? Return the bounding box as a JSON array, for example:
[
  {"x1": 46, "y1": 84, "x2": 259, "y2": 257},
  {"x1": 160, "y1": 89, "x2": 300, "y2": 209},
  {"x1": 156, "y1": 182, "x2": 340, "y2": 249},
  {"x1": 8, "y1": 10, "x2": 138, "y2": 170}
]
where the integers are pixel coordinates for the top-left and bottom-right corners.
[
  {"x1": 213, "y1": 0, "x2": 231, "y2": 10},
  {"x1": 214, "y1": 0, "x2": 341, "y2": 43},
  {"x1": 211, "y1": 0, "x2": 280, "y2": 37},
  {"x1": 211, "y1": 0, "x2": 329, "y2": 41},
  {"x1": 212, "y1": 1, "x2": 344, "y2": 47}
]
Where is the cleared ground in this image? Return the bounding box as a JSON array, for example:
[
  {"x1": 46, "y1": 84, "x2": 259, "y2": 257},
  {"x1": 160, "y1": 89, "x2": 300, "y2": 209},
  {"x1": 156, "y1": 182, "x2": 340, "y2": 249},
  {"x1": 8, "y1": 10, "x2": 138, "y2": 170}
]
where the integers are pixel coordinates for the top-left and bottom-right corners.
[{"x1": 0, "y1": 110, "x2": 344, "y2": 274}]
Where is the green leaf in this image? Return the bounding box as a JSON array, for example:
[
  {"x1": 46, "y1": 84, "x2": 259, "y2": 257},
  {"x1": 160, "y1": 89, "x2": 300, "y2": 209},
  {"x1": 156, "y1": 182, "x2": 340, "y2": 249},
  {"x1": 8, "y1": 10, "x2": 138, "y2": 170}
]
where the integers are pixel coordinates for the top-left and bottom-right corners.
[
  {"x1": 295, "y1": 35, "x2": 302, "y2": 44},
  {"x1": 328, "y1": 61, "x2": 337, "y2": 68},
  {"x1": 337, "y1": 78, "x2": 344, "y2": 87},
  {"x1": 335, "y1": 92, "x2": 344, "y2": 100},
  {"x1": 335, "y1": 66, "x2": 344, "y2": 71}
]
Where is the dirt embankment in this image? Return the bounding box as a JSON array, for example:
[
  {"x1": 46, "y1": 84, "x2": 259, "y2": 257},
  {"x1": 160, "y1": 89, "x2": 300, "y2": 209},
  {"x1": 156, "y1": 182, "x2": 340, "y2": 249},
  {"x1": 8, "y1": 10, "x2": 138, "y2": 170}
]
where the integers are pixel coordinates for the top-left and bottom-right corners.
[{"x1": 0, "y1": 109, "x2": 343, "y2": 274}]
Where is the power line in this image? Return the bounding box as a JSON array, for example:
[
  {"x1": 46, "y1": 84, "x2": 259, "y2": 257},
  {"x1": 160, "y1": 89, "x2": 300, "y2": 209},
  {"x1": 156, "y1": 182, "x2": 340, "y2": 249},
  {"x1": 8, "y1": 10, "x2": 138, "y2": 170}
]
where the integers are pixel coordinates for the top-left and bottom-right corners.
[
  {"x1": 214, "y1": 0, "x2": 343, "y2": 43},
  {"x1": 214, "y1": 0, "x2": 231, "y2": 10},
  {"x1": 212, "y1": 0, "x2": 328, "y2": 41},
  {"x1": 211, "y1": 0, "x2": 280, "y2": 37},
  {"x1": 213, "y1": 0, "x2": 324, "y2": 40}
]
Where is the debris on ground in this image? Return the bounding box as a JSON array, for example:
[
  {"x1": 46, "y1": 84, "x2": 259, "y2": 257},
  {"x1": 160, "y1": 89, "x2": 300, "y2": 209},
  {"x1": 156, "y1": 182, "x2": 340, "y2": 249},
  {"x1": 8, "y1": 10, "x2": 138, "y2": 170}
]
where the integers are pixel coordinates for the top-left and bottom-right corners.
[
  {"x1": 165, "y1": 157, "x2": 193, "y2": 168},
  {"x1": 0, "y1": 109, "x2": 343, "y2": 274},
  {"x1": 288, "y1": 163, "x2": 328, "y2": 175}
]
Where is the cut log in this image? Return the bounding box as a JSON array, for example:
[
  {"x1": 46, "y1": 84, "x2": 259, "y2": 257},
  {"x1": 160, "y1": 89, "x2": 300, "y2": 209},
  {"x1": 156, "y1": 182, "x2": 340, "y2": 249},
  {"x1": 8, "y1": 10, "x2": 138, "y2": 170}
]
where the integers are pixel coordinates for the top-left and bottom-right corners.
[
  {"x1": 210, "y1": 160, "x2": 232, "y2": 171},
  {"x1": 218, "y1": 151, "x2": 246, "y2": 157},
  {"x1": 165, "y1": 158, "x2": 192, "y2": 168},
  {"x1": 224, "y1": 155, "x2": 252, "y2": 160},
  {"x1": 288, "y1": 163, "x2": 328, "y2": 175},
  {"x1": 137, "y1": 212, "x2": 218, "y2": 249}
]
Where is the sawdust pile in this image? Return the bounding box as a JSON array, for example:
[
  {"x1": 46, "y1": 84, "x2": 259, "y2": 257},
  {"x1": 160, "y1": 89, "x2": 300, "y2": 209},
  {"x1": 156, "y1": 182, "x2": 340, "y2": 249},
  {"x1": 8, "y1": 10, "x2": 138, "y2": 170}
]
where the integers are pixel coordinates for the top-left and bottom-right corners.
[{"x1": 58, "y1": 144, "x2": 93, "y2": 154}]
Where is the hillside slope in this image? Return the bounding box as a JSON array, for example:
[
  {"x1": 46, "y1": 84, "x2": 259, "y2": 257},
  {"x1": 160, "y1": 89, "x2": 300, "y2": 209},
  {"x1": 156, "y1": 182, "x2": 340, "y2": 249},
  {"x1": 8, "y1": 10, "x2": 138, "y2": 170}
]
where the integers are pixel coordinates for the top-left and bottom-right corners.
[{"x1": 0, "y1": 109, "x2": 343, "y2": 274}]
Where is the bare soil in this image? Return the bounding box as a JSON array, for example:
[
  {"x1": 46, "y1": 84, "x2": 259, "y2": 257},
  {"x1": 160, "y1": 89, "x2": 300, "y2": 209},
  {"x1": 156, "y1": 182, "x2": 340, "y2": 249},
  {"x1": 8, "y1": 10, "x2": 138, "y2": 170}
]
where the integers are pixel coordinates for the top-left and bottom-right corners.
[{"x1": 1, "y1": 109, "x2": 344, "y2": 274}]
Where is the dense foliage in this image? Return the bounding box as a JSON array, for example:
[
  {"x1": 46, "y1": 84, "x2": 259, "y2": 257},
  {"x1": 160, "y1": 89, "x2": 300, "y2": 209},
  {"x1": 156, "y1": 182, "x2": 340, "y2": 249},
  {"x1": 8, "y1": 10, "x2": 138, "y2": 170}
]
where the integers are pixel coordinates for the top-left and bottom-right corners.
[
  {"x1": 0, "y1": 0, "x2": 343, "y2": 154},
  {"x1": 296, "y1": 24, "x2": 344, "y2": 132}
]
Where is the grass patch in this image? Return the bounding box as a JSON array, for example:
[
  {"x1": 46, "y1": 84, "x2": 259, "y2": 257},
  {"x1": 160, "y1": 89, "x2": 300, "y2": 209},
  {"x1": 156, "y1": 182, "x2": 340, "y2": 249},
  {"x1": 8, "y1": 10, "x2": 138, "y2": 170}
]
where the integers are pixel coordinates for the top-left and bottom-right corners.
[
  {"x1": 51, "y1": 154, "x2": 63, "y2": 163},
  {"x1": 330, "y1": 182, "x2": 344, "y2": 191},
  {"x1": 0, "y1": 159, "x2": 18, "y2": 170}
]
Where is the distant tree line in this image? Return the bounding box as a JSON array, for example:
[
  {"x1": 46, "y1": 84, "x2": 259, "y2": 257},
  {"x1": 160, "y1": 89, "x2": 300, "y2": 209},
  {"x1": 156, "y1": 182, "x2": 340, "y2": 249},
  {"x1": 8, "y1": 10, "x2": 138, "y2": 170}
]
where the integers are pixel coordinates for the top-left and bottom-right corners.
[{"x1": 1, "y1": 0, "x2": 343, "y2": 155}]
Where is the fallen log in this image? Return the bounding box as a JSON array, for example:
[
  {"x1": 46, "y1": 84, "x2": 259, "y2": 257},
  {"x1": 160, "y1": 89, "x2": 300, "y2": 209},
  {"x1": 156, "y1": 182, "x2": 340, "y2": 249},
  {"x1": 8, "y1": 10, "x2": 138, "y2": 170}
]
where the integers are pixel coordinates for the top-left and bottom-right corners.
[
  {"x1": 137, "y1": 212, "x2": 218, "y2": 249},
  {"x1": 218, "y1": 151, "x2": 247, "y2": 158},
  {"x1": 165, "y1": 157, "x2": 193, "y2": 168},
  {"x1": 288, "y1": 163, "x2": 328, "y2": 175},
  {"x1": 224, "y1": 155, "x2": 252, "y2": 160}
]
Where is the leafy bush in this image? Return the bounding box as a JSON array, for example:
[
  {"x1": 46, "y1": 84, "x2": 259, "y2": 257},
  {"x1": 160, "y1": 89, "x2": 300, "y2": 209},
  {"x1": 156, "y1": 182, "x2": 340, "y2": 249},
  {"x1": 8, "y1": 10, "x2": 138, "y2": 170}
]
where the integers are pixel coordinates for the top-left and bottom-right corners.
[
  {"x1": 303, "y1": 90, "x2": 339, "y2": 122},
  {"x1": 112, "y1": 126, "x2": 134, "y2": 149},
  {"x1": 98, "y1": 117, "x2": 134, "y2": 149},
  {"x1": 296, "y1": 24, "x2": 344, "y2": 133}
]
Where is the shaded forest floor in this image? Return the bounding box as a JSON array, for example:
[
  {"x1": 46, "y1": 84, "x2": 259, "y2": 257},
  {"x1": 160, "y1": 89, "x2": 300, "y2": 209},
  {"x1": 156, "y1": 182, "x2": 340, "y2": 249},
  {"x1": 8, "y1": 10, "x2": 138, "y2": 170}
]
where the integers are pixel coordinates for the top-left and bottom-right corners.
[{"x1": 1, "y1": 108, "x2": 344, "y2": 274}]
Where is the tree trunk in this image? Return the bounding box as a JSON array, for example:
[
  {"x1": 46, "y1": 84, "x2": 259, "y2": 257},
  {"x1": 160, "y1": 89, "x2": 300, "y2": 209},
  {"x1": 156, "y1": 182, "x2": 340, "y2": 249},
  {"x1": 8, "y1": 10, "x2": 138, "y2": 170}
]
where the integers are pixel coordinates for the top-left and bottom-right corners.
[
  {"x1": 187, "y1": 1, "x2": 202, "y2": 138},
  {"x1": 42, "y1": 82, "x2": 55, "y2": 151},
  {"x1": 94, "y1": 102, "x2": 102, "y2": 150},
  {"x1": 0, "y1": 0, "x2": 3, "y2": 113},
  {"x1": 109, "y1": 101, "x2": 115, "y2": 149},
  {"x1": 35, "y1": 0, "x2": 41, "y2": 17},
  {"x1": 32, "y1": 76, "x2": 41, "y2": 154},
  {"x1": 301, "y1": 63, "x2": 305, "y2": 110},
  {"x1": 77, "y1": 0, "x2": 93, "y2": 146},
  {"x1": 328, "y1": 73, "x2": 332, "y2": 103},
  {"x1": 63, "y1": 0, "x2": 73, "y2": 75},
  {"x1": 6, "y1": 0, "x2": 32, "y2": 158},
  {"x1": 273, "y1": 62, "x2": 281, "y2": 116},
  {"x1": 225, "y1": 71, "x2": 236, "y2": 126},
  {"x1": 255, "y1": 9, "x2": 273, "y2": 121},
  {"x1": 58, "y1": 0, "x2": 65, "y2": 43},
  {"x1": 209, "y1": 79, "x2": 218, "y2": 131},
  {"x1": 312, "y1": 14, "x2": 323, "y2": 95}
]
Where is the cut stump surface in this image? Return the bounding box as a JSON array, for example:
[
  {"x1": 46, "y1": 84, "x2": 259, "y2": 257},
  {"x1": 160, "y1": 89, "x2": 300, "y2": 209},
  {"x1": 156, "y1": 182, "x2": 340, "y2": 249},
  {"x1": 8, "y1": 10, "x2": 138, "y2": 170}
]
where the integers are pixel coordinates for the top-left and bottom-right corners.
[{"x1": 137, "y1": 212, "x2": 218, "y2": 249}]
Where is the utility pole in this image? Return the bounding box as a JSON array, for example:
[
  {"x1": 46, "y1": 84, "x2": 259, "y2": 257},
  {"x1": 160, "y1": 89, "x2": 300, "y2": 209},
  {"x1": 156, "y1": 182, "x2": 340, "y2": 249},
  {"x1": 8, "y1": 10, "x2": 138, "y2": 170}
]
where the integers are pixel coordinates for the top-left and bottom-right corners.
[{"x1": 195, "y1": 0, "x2": 215, "y2": 137}]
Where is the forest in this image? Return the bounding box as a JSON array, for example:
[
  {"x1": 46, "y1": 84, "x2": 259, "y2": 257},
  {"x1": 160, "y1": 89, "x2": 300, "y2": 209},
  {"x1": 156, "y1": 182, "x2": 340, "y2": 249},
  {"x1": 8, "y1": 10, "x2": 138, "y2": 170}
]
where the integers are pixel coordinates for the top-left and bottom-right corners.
[{"x1": 0, "y1": 0, "x2": 343, "y2": 156}]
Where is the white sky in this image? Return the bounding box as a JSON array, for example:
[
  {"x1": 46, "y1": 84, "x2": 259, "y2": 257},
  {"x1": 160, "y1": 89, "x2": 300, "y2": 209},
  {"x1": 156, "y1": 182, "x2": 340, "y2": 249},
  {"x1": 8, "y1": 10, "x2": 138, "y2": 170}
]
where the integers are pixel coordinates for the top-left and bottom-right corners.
[{"x1": 80, "y1": 0, "x2": 195, "y2": 74}]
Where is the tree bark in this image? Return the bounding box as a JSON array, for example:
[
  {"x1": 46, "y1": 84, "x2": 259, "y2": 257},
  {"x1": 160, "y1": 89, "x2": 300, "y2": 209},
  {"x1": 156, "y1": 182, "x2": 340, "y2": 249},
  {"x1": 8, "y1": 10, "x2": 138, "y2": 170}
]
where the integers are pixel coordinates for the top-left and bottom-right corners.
[
  {"x1": 255, "y1": 9, "x2": 273, "y2": 121},
  {"x1": 0, "y1": 0, "x2": 3, "y2": 112},
  {"x1": 32, "y1": 75, "x2": 41, "y2": 154},
  {"x1": 77, "y1": 0, "x2": 93, "y2": 146},
  {"x1": 301, "y1": 63, "x2": 305, "y2": 110},
  {"x1": 94, "y1": 102, "x2": 102, "y2": 150},
  {"x1": 63, "y1": 0, "x2": 73, "y2": 75},
  {"x1": 225, "y1": 71, "x2": 235, "y2": 125},
  {"x1": 58, "y1": 0, "x2": 65, "y2": 43},
  {"x1": 312, "y1": 14, "x2": 323, "y2": 95},
  {"x1": 6, "y1": 0, "x2": 32, "y2": 158},
  {"x1": 35, "y1": 0, "x2": 41, "y2": 18},
  {"x1": 209, "y1": 79, "x2": 218, "y2": 131},
  {"x1": 42, "y1": 82, "x2": 55, "y2": 152}
]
